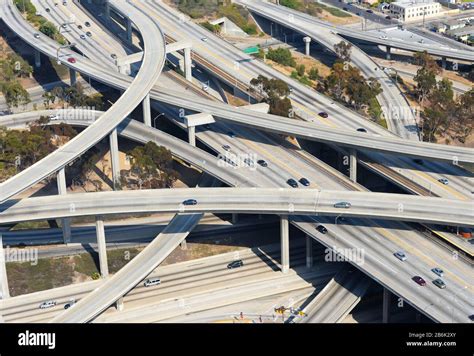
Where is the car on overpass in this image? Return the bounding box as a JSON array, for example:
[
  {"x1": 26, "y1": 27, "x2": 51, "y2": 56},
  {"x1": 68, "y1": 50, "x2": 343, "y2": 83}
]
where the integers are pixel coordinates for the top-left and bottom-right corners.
[
  {"x1": 317, "y1": 225, "x2": 328, "y2": 234},
  {"x1": 394, "y1": 251, "x2": 407, "y2": 261},
  {"x1": 39, "y1": 300, "x2": 57, "y2": 309},
  {"x1": 183, "y1": 199, "x2": 197, "y2": 206},
  {"x1": 412, "y1": 276, "x2": 426, "y2": 286},
  {"x1": 432, "y1": 278, "x2": 446, "y2": 289},
  {"x1": 144, "y1": 278, "x2": 161, "y2": 287},
  {"x1": 334, "y1": 201, "x2": 351, "y2": 208},
  {"x1": 287, "y1": 178, "x2": 298, "y2": 188},
  {"x1": 299, "y1": 177, "x2": 310, "y2": 186}
]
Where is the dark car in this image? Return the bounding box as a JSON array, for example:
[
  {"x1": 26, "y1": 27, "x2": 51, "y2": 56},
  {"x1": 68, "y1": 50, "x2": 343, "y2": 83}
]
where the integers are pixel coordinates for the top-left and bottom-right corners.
[
  {"x1": 385, "y1": 15, "x2": 391, "y2": 20},
  {"x1": 317, "y1": 225, "x2": 328, "y2": 234},
  {"x1": 227, "y1": 131, "x2": 236, "y2": 138},
  {"x1": 86, "y1": 31, "x2": 92, "y2": 37},
  {"x1": 85, "y1": 21, "x2": 91, "y2": 27},
  {"x1": 356, "y1": 12, "x2": 361, "y2": 15},
  {"x1": 469, "y1": 315, "x2": 474, "y2": 321},
  {"x1": 111, "y1": 53, "x2": 117, "y2": 59},
  {"x1": 343, "y1": 7, "x2": 349, "y2": 11},
  {"x1": 366, "y1": 9, "x2": 373, "y2": 13},
  {"x1": 299, "y1": 177, "x2": 310, "y2": 186},
  {"x1": 357, "y1": 128, "x2": 367, "y2": 133},
  {"x1": 227, "y1": 260, "x2": 243, "y2": 269},
  {"x1": 432, "y1": 278, "x2": 446, "y2": 289},
  {"x1": 287, "y1": 178, "x2": 298, "y2": 188},
  {"x1": 183, "y1": 199, "x2": 197, "y2": 206},
  {"x1": 257, "y1": 159, "x2": 268, "y2": 167},
  {"x1": 46, "y1": 8, "x2": 50, "y2": 12},
  {"x1": 318, "y1": 111, "x2": 329, "y2": 118},
  {"x1": 78, "y1": 25, "x2": 83, "y2": 30},
  {"x1": 413, "y1": 158, "x2": 423, "y2": 165},
  {"x1": 412, "y1": 276, "x2": 426, "y2": 286}
]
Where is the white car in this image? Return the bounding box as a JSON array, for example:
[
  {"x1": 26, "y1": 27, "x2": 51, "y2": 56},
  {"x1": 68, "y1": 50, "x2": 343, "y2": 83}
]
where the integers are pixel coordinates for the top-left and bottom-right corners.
[
  {"x1": 39, "y1": 300, "x2": 57, "y2": 309},
  {"x1": 201, "y1": 37, "x2": 208, "y2": 42},
  {"x1": 438, "y1": 178, "x2": 449, "y2": 185},
  {"x1": 394, "y1": 251, "x2": 407, "y2": 261},
  {"x1": 34, "y1": 33, "x2": 40, "y2": 39}
]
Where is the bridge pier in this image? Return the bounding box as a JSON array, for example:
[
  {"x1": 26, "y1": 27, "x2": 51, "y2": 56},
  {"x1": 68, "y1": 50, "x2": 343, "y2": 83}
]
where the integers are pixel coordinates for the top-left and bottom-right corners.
[
  {"x1": 382, "y1": 287, "x2": 391, "y2": 323},
  {"x1": 143, "y1": 93, "x2": 151, "y2": 127},
  {"x1": 280, "y1": 215, "x2": 289, "y2": 274},
  {"x1": 306, "y1": 235, "x2": 313, "y2": 268},
  {"x1": 57, "y1": 167, "x2": 71, "y2": 244},
  {"x1": 95, "y1": 216, "x2": 109, "y2": 278},
  {"x1": 386, "y1": 46, "x2": 391, "y2": 60},
  {"x1": 116, "y1": 297, "x2": 124, "y2": 311},
  {"x1": 126, "y1": 18, "x2": 132, "y2": 43},
  {"x1": 349, "y1": 149, "x2": 357, "y2": 183},
  {"x1": 69, "y1": 68, "x2": 77, "y2": 86},
  {"x1": 303, "y1": 36, "x2": 311, "y2": 56},
  {"x1": 184, "y1": 47, "x2": 192, "y2": 82},
  {"x1": 34, "y1": 49, "x2": 41, "y2": 68},
  {"x1": 441, "y1": 56, "x2": 447, "y2": 69},
  {"x1": 188, "y1": 126, "x2": 196, "y2": 147},
  {"x1": 0, "y1": 234, "x2": 10, "y2": 299},
  {"x1": 232, "y1": 213, "x2": 239, "y2": 224},
  {"x1": 109, "y1": 128, "x2": 120, "y2": 189}
]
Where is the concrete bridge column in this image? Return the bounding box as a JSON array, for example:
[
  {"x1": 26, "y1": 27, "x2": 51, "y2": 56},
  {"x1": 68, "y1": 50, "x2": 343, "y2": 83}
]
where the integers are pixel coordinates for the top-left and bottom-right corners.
[
  {"x1": 184, "y1": 47, "x2": 192, "y2": 82},
  {"x1": 232, "y1": 213, "x2": 239, "y2": 224},
  {"x1": 280, "y1": 215, "x2": 289, "y2": 274},
  {"x1": 143, "y1": 93, "x2": 151, "y2": 127},
  {"x1": 69, "y1": 68, "x2": 77, "y2": 86},
  {"x1": 116, "y1": 297, "x2": 124, "y2": 311},
  {"x1": 104, "y1": 0, "x2": 110, "y2": 22},
  {"x1": 386, "y1": 46, "x2": 391, "y2": 60},
  {"x1": 188, "y1": 126, "x2": 196, "y2": 147},
  {"x1": 303, "y1": 36, "x2": 311, "y2": 56},
  {"x1": 441, "y1": 56, "x2": 447, "y2": 69},
  {"x1": 34, "y1": 49, "x2": 41, "y2": 68},
  {"x1": 349, "y1": 149, "x2": 357, "y2": 183},
  {"x1": 95, "y1": 216, "x2": 109, "y2": 278},
  {"x1": 57, "y1": 167, "x2": 71, "y2": 244},
  {"x1": 306, "y1": 235, "x2": 313, "y2": 268},
  {"x1": 0, "y1": 234, "x2": 9, "y2": 299},
  {"x1": 382, "y1": 287, "x2": 391, "y2": 323},
  {"x1": 109, "y1": 128, "x2": 120, "y2": 189}
]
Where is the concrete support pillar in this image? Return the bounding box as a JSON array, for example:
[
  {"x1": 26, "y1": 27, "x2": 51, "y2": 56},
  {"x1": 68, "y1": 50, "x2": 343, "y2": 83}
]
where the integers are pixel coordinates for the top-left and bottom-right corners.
[
  {"x1": 34, "y1": 49, "x2": 41, "y2": 68},
  {"x1": 116, "y1": 297, "x2": 124, "y2": 311},
  {"x1": 143, "y1": 93, "x2": 151, "y2": 127},
  {"x1": 126, "y1": 18, "x2": 132, "y2": 43},
  {"x1": 180, "y1": 239, "x2": 187, "y2": 250},
  {"x1": 0, "y1": 234, "x2": 10, "y2": 299},
  {"x1": 232, "y1": 213, "x2": 238, "y2": 224},
  {"x1": 104, "y1": 0, "x2": 110, "y2": 22},
  {"x1": 188, "y1": 126, "x2": 196, "y2": 147},
  {"x1": 441, "y1": 56, "x2": 447, "y2": 69},
  {"x1": 306, "y1": 235, "x2": 313, "y2": 268},
  {"x1": 184, "y1": 47, "x2": 192, "y2": 82},
  {"x1": 57, "y1": 168, "x2": 71, "y2": 244},
  {"x1": 69, "y1": 68, "x2": 77, "y2": 86},
  {"x1": 280, "y1": 215, "x2": 289, "y2": 274},
  {"x1": 95, "y1": 216, "x2": 109, "y2": 278},
  {"x1": 349, "y1": 149, "x2": 357, "y2": 183},
  {"x1": 386, "y1": 46, "x2": 391, "y2": 60},
  {"x1": 109, "y1": 129, "x2": 120, "y2": 189},
  {"x1": 382, "y1": 287, "x2": 391, "y2": 323},
  {"x1": 303, "y1": 36, "x2": 311, "y2": 56}
]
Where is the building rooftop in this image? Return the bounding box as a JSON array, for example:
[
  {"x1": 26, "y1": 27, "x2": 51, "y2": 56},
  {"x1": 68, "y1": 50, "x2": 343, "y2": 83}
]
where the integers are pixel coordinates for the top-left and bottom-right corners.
[{"x1": 391, "y1": 0, "x2": 437, "y2": 8}]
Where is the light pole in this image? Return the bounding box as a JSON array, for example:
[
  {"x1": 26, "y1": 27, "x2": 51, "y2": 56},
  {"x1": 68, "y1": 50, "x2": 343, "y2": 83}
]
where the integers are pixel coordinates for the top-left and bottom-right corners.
[
  {"x1": 56, "y1": 43, "x2": 76, "y2": 64},
  {"x1": 153, "y1": 113, "x2": 164, "y2": 128}
]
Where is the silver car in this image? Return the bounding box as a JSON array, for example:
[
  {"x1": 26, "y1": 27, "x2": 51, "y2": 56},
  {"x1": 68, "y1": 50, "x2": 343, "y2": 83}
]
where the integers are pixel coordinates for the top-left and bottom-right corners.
[
  {"x1": 334, "y1": 201, "x2": 351, "y2": 209},
  {"x1": 39, "y1": 300, "x2": 57, "y2": 309},
  {"x1": 394, "y1": 251, "x2": 407, "y2": 261}
]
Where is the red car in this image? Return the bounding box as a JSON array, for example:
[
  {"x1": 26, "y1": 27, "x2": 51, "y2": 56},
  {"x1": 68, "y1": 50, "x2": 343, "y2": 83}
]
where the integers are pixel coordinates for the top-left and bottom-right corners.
[
  {"x1": 412, "y1": 276, "x2": 426, "y2": 286},
  {"x1": 67, "y1": 57, "x2": 76, "y2": 63}
]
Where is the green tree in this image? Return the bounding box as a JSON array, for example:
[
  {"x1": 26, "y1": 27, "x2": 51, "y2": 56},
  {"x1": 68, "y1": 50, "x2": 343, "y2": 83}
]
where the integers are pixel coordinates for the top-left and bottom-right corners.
[
  {"x1": 0, "y1": 81, "x2": 30, "y2": 110},
  {"x1": 39, "y1": 22, "x2": 57, "y2": 38},
  {"x1": 266, "y1": 47, "x2": 296, "y2": 67},
  {"x1": 308, "y1": 67, "x2": 319, "y2": 80},
  {"x1": 413, "y1": 51, "x2": 440, "y2": 75},
  {"x1": 414, "y1": 67, "x2": 437, "y2": 103},
  {"x1": 296, "y1": 64, "x2": 305, "y2": 77},
  {"x1": 334, "y1": 41, "x2": 352, "y2": 62},
  {"x1": 250, "y1": 75, "x2": 292, "y2": 117}
]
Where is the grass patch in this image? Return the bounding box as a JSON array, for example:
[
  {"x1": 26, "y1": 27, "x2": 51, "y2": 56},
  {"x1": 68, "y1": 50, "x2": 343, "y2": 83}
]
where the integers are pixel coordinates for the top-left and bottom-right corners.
[
  {"x1": 11, "y1": 221, "x2": 51, "y2": 231},
  {"x1": 107, "y1": 248, "x2": 142, "y2": 274},
  {"x1": 6, "y1": 257, "x2": 75, "y2": 296}
]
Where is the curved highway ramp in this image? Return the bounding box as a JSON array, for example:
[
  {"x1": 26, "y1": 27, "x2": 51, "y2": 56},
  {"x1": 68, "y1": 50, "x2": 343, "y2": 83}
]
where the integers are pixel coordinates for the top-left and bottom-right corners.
[{"x1": 299, "y1": 267, "x2": 372, "y2": 323}]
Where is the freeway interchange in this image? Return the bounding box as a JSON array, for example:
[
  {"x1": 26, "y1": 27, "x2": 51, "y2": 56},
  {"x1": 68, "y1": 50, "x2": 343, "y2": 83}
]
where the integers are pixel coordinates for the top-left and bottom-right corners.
[{"x1": 0, "y1": 0, "x2": 472, "y2": 326}]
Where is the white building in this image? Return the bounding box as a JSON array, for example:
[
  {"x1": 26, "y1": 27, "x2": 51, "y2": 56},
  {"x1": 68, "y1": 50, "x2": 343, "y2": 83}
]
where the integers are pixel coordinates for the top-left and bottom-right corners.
[{"x1": 389, "y1": 0, "x2": 442, "y2": 22}]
